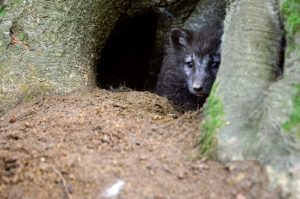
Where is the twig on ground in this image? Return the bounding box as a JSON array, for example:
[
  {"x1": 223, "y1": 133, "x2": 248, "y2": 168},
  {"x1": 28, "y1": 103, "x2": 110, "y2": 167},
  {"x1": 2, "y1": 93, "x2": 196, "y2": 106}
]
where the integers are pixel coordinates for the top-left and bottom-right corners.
[{"x1": 51, "y1": 165, "x2": 72, "y2": 199}]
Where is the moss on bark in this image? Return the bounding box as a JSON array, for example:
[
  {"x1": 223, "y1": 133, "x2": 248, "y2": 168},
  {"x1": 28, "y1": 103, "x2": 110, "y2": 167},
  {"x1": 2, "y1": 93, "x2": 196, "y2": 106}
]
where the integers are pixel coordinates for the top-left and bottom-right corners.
[
  {"x1": 280, "y1": 0, "x2": 300, "y2": 142},
  {"x1": 200, "y1": 83, "x2": 225, "y2": 158},
  {"x1": 282, "y1": 84, "x2": 300, "y2": 140}
]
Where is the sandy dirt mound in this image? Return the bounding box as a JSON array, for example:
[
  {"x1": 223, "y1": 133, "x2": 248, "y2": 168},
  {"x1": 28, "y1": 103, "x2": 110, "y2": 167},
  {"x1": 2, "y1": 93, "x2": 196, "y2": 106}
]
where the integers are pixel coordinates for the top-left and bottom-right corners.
[{"x1": 0, "y1": 89, "x2": 277, "y2": 199}]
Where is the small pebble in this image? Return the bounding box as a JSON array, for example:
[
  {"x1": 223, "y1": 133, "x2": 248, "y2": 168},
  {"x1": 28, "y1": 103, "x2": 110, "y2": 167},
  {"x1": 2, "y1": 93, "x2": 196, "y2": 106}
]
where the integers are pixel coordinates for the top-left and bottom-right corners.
[{"x1": 9, "y1": 116, "x2": 17, "y2": 123}]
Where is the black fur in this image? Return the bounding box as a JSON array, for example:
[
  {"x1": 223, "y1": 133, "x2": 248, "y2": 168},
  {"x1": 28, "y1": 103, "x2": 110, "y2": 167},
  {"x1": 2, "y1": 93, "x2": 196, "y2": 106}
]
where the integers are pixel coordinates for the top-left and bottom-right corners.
[{"x1": 155, "y1": 24, "x2": 223, "y2": 111}]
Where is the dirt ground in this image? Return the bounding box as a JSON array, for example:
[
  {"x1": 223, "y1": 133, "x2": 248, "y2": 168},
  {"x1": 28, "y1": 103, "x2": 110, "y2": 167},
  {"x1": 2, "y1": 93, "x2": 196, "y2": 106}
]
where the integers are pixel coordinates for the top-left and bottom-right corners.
[{"x1": 0, "y1": 88, "x2": 278, "y2": 199}]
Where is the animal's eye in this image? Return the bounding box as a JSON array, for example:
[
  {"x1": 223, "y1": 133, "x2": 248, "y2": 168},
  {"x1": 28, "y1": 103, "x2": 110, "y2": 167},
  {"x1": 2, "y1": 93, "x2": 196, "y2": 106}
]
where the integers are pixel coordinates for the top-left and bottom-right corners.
[{"x1": 186, "y1": 61, "x2": 193, "y2": 68}]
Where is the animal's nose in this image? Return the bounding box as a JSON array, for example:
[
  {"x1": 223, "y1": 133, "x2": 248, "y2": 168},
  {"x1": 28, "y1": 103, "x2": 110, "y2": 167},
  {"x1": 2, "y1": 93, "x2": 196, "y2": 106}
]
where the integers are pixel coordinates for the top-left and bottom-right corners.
[{"x1": 193, "y1": 86, "x2": 203, "y2": 92}]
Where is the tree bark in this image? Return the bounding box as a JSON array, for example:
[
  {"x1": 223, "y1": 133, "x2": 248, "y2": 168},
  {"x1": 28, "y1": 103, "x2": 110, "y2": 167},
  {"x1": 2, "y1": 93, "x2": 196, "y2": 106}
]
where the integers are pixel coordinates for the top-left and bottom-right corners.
[{"x1": 0, "y1": 0, "x2": 131, "y2": 112}]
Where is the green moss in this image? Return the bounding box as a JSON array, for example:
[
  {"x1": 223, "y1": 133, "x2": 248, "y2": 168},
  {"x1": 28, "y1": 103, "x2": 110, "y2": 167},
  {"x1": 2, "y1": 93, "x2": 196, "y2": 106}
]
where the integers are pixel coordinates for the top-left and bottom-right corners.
[
  {"x1": 199, "y1": 83, "x2": 225, "y2": 158},
  {"x1": 281, "y1": 0, "x2": 300, "y2": 141},
  {"x1": 0, "y1": 5, "x2": 6, "y2": 17},
  {"x1": 282, "y1": 84, "x2": 300, "y2": 140},
  {"x1": 18, "y1": 32, "x2": 28, "y2": 42},
  {"x1": 282, "y1": 0, "x2": 300, "y2": 34},
  {"x1": 282, "y1": 0, "x2": 300, "y2": 57}
]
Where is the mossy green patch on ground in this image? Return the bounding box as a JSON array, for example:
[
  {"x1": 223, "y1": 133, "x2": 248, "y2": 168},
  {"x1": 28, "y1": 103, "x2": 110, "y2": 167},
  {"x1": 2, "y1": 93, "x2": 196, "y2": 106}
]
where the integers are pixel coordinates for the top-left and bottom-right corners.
[
  {"x1": 282, "y1": 84, "x2": 300, "y2": 140},
  {"x1": 199, "y1": 83, "x2": 225, "y2": 158}
]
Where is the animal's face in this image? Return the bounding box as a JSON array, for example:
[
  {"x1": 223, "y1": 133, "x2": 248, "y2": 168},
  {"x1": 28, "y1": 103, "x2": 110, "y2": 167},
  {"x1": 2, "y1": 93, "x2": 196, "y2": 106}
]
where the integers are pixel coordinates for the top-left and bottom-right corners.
[
  {"x1": 183, "y1": 52, "x2": 220, "y2": 96},
  {"x1": 170, "y1": 27, "x2": 222, "y2": 96}
]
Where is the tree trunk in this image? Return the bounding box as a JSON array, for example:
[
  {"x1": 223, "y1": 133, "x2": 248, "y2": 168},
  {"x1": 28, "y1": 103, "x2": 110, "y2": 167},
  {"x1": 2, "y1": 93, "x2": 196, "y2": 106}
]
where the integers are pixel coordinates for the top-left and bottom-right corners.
[
  {"x1": 200, "y1": 0, "x2": 300, "y2": 197},
  {"x1": 0, "y1": 0, "x2": 131, "y2": 113}
]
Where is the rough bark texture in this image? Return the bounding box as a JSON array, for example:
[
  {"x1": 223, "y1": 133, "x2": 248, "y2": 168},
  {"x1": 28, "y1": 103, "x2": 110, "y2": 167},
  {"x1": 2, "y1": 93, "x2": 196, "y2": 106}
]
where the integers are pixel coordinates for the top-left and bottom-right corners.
[
  {"x1": 200, "y1": 0, "x2": 300, "y2": 197},
  {"x1": 0, "y1": 0, "x2": 131, "y2": 113}
]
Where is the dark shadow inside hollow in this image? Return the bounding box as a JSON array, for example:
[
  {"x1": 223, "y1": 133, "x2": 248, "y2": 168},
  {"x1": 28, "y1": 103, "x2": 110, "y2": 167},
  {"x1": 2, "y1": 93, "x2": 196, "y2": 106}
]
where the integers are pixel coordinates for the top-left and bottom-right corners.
[{"x1": 96, "y1": 12, "x2": 159, "y2": 91}]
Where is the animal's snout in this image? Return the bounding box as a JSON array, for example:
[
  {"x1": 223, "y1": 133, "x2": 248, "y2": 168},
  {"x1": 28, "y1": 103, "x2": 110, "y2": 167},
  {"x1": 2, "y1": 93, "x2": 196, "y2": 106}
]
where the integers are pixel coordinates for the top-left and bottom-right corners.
[{"x1": 193, "y1": 85, "x2": 203, "y2": 92}]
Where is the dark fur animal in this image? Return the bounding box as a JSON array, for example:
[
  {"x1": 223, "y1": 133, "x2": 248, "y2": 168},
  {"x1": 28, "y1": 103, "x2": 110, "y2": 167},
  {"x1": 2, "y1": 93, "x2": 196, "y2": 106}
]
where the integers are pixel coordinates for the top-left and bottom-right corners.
[{"x1": 155, "y1": 24, "x2": 223, "y2": 111}]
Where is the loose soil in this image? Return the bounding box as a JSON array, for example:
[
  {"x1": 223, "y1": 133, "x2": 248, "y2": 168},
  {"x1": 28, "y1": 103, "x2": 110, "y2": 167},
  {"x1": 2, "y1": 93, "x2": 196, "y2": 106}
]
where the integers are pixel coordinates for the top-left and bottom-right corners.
[{"x1": 0, "y1": 89, "x2": 278, "y2": 199}]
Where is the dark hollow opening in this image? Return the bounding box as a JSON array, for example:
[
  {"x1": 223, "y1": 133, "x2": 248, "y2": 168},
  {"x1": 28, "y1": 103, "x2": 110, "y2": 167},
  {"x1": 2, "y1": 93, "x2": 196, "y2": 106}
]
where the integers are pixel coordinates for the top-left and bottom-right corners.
[{"x1": 96, "y1": 12, "x2": 158, "y2": 91}]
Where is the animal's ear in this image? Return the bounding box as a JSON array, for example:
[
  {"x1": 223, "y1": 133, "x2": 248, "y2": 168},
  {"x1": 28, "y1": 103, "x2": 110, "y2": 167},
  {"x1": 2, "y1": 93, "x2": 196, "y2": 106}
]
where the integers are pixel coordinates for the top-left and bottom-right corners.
[{"x1": 170, "y1": 28, "x2": 191, "y2": 51}]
